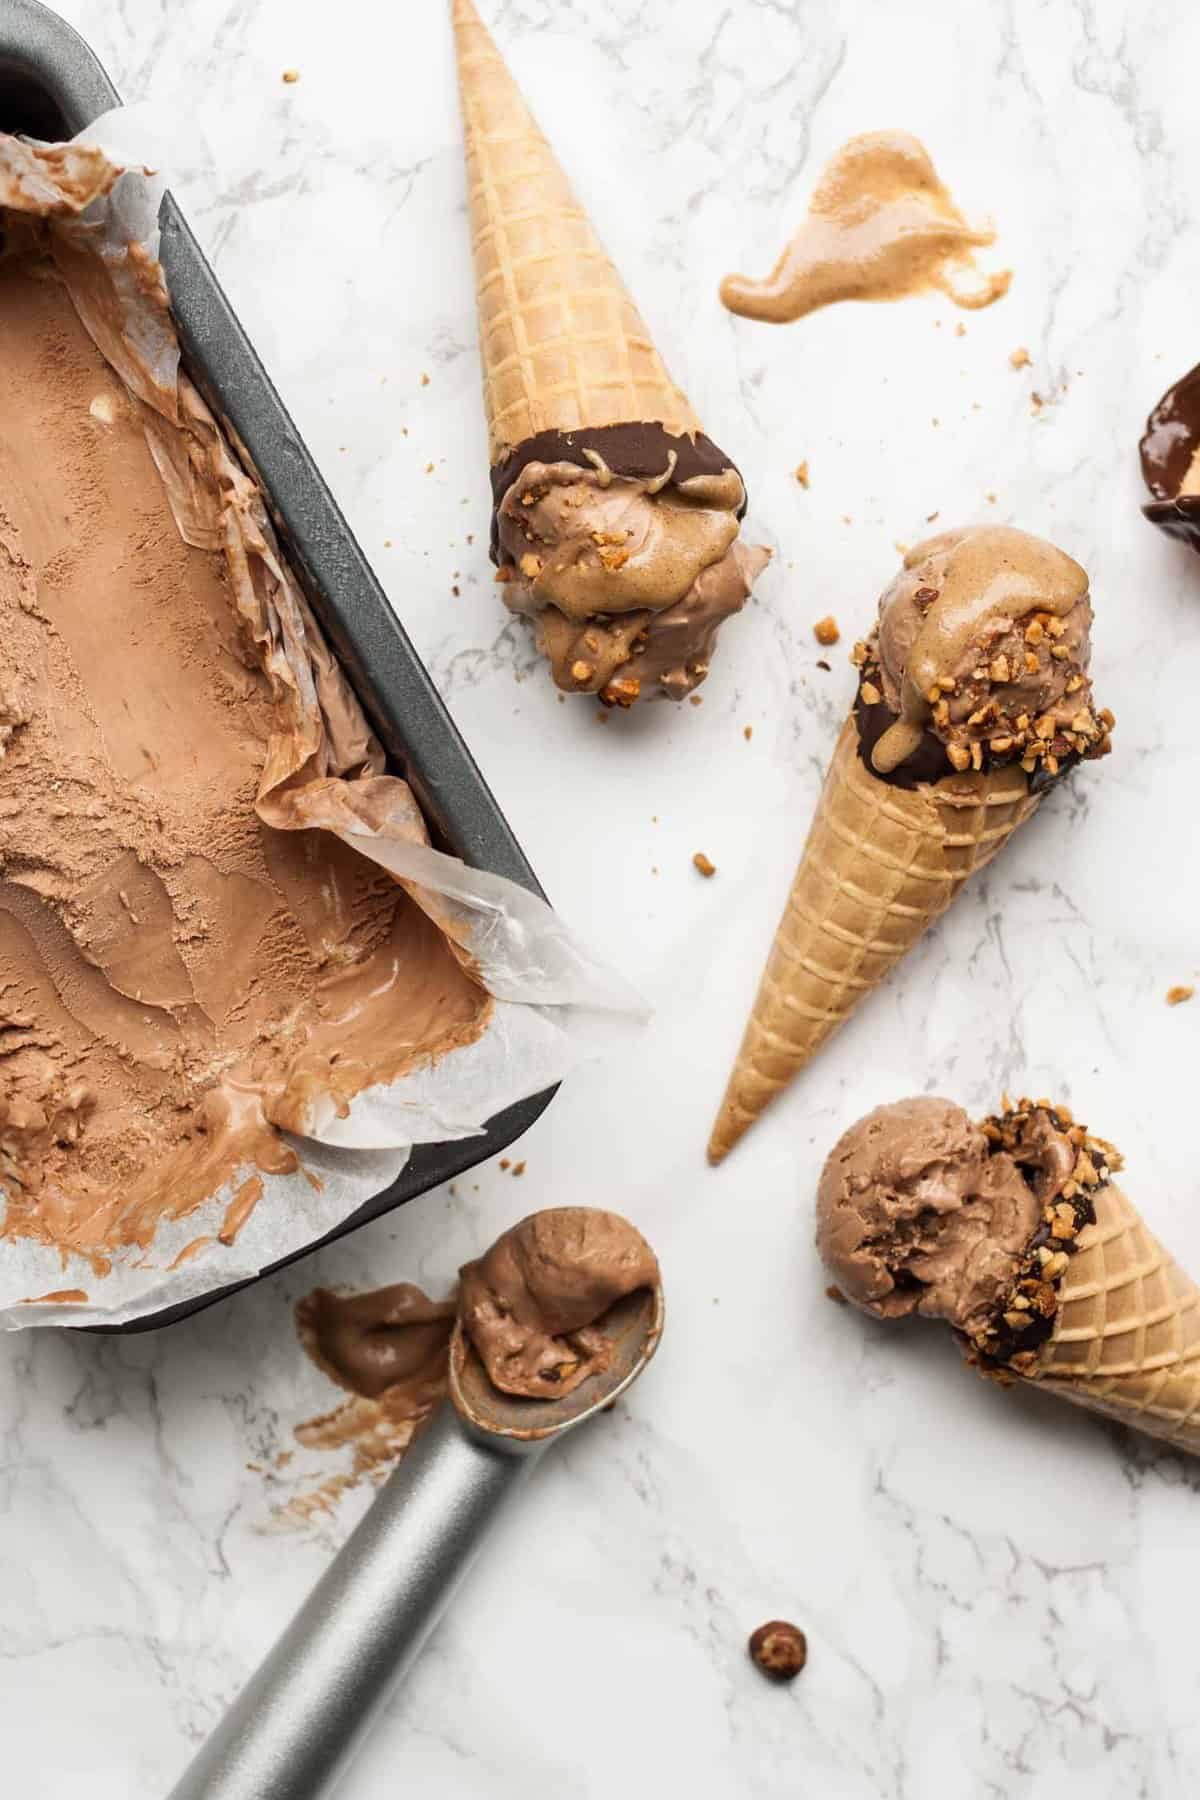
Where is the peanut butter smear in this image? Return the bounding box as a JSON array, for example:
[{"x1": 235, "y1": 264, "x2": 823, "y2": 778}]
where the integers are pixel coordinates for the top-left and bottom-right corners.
[
  {"x1": 720, "y1": 131, "x2": 1010, "y2": 324},
  {"x1": 0, "y1": 259, "x2": 490, "y2": 1272}
]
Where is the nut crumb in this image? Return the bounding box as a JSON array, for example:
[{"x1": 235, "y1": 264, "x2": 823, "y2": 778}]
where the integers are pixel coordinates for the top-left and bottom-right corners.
[
  {"x1": 743, "y1": 725, "x2": 753, "y2": 741},
  {"x1": 1010, "y1": 347, "x2": 1031, "y2": 369},
  {"x1": 749, "y1": 1621, "x2": 807, "y2": 1683},
  {"x1": 689, "y1": 694, "x2": 703, "y2": 706},
  {"x1": 813, "y1": 615, "x2": 840, "y2": 646},
  {"x1": 499, "y1": 1158, "x2": 511, "y2": 1170},
  {"x1": 420, "y1": 372, "x2": 430, "y2": 387},
  {"x1": 825, "y1": 1285, "x2": 847, "y2": 1304},
  {"x1": 281, "y1": 68, "x2": 300, "y2": 84},
  {"x1": 511, "y1": 1161, "x2": 526, "y2": 1177},
  {"x1": 794, "y1": 461, "x2": 810, "y2": 488},
  {"x1": 424, "y1": 461, "x2": 435, "y2": 474},
  {"x1": 955, "y1": 322, "x2": 966, "y2": 337},
  {"x1": 1167, "y1": 985, "x2": 1195, "y2": 1007},
  {"x1": 693, "y1": 852, "x2": 716, "y2": 879}
]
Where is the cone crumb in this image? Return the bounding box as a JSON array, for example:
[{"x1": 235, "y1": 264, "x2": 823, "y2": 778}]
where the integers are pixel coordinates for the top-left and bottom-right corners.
[
  {"x1": 743, "y1": 725, "x2": 753, "y2": 741},
  {"x1": 693, "y1": 852, "x2": 717, "y2": 878},
  {"x1": 814, "y1": 616, "x2": 840, "y2": 646},
  {"x1": 282, "y1": 68, "x2": 300, "y2": 83},
  {"x1": 420, "y1": 372, "x2": 430, "y2": 387},
  {"x1": 1010, "y1": 347, "x2": 1031, "y2": 369},
  {"x1": 794, "y1": 461, "x2": 810, "y2": 488},
  {"x1": 1167, "y1": 985, "x2": 1195, "y2": 1007}
]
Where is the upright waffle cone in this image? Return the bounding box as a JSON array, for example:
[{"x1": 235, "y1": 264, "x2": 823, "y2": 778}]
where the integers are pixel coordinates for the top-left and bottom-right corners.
[
  {"x1": 708, "y1": 719, "x2": 1039, "y2": 1162},
  {"x1": 451, "y1": 0, "x2": 700, "y2": 464},
  {"x1": 1025, "y1": 1185, "x2": 1200, "y2": 1453}
]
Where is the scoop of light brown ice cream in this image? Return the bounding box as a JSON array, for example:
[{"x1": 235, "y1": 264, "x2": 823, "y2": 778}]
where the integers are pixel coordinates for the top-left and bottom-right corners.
[
  {"x1": 458, "y1": 1206, "x2": 660, "y2": 1399},
  {"x1": 816, "y1": 1097, "x2": 1042, "y2": 1336},
  {"x1": 862, "y1": 526, "x2": 1108, "y2": 779},
  {"x1": 495, "y1": 461, "x2": 768, "y2": 703}
]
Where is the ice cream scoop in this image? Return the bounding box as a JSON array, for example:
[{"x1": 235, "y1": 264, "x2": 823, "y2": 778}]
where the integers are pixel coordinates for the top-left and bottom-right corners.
[
  {"x1": 169, "y1": 1209, "x2": 663, "y2": 1799},
  {"x1": 817, "y1": 1095, "x2": 1200, "y2": 1458}
]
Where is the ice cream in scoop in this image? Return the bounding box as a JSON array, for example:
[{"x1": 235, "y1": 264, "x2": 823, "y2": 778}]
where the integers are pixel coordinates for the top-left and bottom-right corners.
[
  {"x1": 291, "y1": 1206, "x2": 661, "y2": 1504},
  {"x1": 458, "y1": 1207, "x2": 660, "y2": 1399}
]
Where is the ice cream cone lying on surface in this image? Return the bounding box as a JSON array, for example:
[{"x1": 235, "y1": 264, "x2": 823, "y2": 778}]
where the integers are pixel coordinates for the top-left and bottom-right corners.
[
  {"x1": 817, "y1": 1094, "x2": 1200, "y2": 1456},
  {"x1": 451, "y1": 0, "x2": 769, "y2": 704},
  {"x1": 708, "y1": 526, "x2": 1113, "y2": 1163}
]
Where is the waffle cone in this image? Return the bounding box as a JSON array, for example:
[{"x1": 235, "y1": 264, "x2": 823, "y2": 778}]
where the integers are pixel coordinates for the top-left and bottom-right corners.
[
  {"x1": 708, "y1": 718, "x2": 1040, "y2": 1163},
  {"x1": 451, "y1": 0, "x2": 700, "y2": 465},
  {"x1": 1021, "y1": 1184, "x2": 1200, "y2": 1453}
]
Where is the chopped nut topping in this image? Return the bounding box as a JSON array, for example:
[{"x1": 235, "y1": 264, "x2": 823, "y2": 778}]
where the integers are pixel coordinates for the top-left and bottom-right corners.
[
  {"x1": 814, "y1": 615, "x2": 840, "y2": 646},
  {"x1": 494, "y1": 564, "x2": 516, "y2": 583},
  {"x1": 850, "y1": 640, "x2": 870, "y2": 668},
  {"x1": 1025, "y1": 618, "x2": 1045, "y2": 645},
  {"x1": 947, "y1": 744, "x2": 971, "y2": 771},
  {"x1": 990, "y1": 654, "x2": 1011, "y2": 684},
  {"x1": 602, "y1": 676, "x2": 641, "y2": 709},
  {"x1": 859, "y1": 681, "x2": 882, "y2": 706},
  {"x1": 519, "y1": 553, "x2": 542, "y2": 578},
  {"x1": 570, "y1": 659, "x2": 594, "y2": 684}
]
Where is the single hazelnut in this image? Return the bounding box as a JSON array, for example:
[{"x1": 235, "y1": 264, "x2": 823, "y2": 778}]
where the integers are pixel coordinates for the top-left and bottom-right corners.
[{"x1": 748, "y1": 1620, "x2": 807, "y2": 1682}]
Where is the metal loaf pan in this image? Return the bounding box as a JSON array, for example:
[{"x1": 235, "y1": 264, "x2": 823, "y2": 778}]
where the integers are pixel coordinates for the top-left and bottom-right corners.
[{"x1": 0, "y1": 0, "x2": 556, "y2": 1330}]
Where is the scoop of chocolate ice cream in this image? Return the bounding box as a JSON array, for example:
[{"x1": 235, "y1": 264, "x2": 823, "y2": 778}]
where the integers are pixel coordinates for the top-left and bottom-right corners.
[
  {"x1": 816, "y1": 1096, "x2": 1041, "y2": 1336},
  {"x1": 458, "y1": 1206, "x2": 660, "y2": 1399},
  {"x1": 859, "y1": 526, "x2": 1109, "y2": 782}
]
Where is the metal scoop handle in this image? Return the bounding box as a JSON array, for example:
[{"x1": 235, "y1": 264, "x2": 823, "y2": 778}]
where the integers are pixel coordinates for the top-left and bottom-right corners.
[{"x1": 167, "y1": 1404, "x2": 541, "y2": 1800}]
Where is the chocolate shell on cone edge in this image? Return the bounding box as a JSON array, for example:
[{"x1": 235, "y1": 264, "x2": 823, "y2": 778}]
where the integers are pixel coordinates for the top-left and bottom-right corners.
[
  {"x1": 706, "y1": 717, "x2": 1039, "y2": 1164},
  {"x1": 1020, "y1": 1185, "x2": 1200, "y2": 1457},
  {"x1": 1140, "y1": 358, "x2": 1200, "y2": 554}
]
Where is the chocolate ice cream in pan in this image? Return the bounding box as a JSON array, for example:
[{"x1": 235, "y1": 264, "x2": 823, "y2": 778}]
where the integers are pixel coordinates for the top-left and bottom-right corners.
[
  {"x1": 0, "y1": 110, "x2": 635, "y2": 1330},
  {"x1": 709, "y1": 527, "x2": 1114, "y2": 1161},
  {"x1": 818, "y1": 1096, "x2": 1200, "y2": 1456},
  {"x1": 452, "y1": 0, "x2": 769, "y2": 706},
  {"x1": 1140, "y1": 359, "x2": 1200, "y2": 553}
]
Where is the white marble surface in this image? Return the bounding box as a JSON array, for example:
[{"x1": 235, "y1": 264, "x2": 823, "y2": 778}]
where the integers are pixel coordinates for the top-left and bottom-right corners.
[{"x1": 6, "y1": 0, "x2": 1200, "y2": 1793}]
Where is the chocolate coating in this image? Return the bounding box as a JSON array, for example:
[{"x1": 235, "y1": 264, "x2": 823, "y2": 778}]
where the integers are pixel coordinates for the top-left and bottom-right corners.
[
  {"x1": 1140, "y1": 359, "x2": 1200, "y2": 554},
  {"x1": 488, "y1": 421, "x2": 746, "y2": 561}
]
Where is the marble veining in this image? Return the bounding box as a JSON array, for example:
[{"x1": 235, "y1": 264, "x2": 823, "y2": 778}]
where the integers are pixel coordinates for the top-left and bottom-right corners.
[{"x1": 4, "y1": 0, "x2": 1200, "y2": 1794}]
